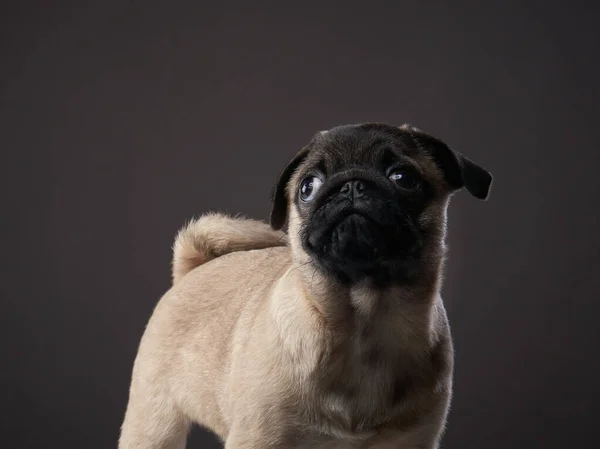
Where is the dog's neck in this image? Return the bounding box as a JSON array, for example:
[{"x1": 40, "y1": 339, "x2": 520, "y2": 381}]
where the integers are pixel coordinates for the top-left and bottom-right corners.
[
  {"x1": 293, "y1": 269, "x2": 441, "y2": 347},
  {"x1": 292, "y1": 230, "x2": 447, "y2": 325},
  {"x1": 274, "y1": 236, "x2": 446, "y2": 364}
]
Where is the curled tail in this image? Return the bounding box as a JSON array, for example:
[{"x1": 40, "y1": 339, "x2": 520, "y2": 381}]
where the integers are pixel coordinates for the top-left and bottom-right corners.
[{"x1": 171, "y1": 212, "x2": 287, "y2": 284}]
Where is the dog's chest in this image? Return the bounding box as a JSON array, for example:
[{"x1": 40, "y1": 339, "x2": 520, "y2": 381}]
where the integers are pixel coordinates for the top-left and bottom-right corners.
[{"x1": 309, "y1": 324, "x2": 401, "y2": 438}]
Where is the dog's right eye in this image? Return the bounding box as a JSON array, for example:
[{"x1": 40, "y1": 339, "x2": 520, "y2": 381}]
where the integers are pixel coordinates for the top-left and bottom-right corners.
[{"x1": 299, "y1": 176, "x2": 323, "y2": 202}]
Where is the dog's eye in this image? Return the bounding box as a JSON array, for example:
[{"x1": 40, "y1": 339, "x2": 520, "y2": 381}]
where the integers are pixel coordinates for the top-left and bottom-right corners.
[
  {"x1": 299, "y1": 176, "x2": 323, "y2": 202},
  {"x1": 389, "y1": 169, "x2": 420, "y2": 190}
]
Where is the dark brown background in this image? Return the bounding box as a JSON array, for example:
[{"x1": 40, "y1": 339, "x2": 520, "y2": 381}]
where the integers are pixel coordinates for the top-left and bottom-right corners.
[{"x1": 2, "y1": 1, "x2": 599, "y2": 448}]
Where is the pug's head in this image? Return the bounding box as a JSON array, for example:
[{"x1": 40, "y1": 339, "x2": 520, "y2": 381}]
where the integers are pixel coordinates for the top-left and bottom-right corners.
[{"x1": 270, "y1": 123, "x2": 492, "y2": 286}]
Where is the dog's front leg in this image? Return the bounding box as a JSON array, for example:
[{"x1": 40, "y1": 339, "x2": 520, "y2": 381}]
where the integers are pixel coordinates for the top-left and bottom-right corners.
[{"x1": 118, "y1": 382, "x2": 190, "y2": 449}]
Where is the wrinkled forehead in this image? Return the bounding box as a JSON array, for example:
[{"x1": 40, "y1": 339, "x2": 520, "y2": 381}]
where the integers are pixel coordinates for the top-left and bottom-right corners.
[{"x1": 301, "y1": 124, "x2": 443, "y2": 179}]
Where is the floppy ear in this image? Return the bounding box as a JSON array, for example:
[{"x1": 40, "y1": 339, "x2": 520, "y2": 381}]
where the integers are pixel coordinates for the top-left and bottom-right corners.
[
  {"x1": 451, "y1": 151, "x2": 493, "y2": 200},
  {"x1": 400, "y1": 124, "x2": 493, "y2": 200},
  {"x1": 270, "y1": 146, "x2": 311, "y2": 230}
]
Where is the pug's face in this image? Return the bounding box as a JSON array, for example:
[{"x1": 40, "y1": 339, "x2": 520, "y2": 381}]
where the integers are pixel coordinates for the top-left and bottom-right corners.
[{"x1": 271, "y1": 123, "x2": 492, "y2": 286}]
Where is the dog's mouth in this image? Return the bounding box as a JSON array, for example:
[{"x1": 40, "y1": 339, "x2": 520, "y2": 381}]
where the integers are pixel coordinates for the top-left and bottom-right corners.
[
  {"x1": 305, "y1": 207, "x2": 388, "y2": 261},
  {"x1": 324, "y1": 208, "x2": 379, "y2": 235},
  {"x1": 301, "y1": 202, "x2": 425, "y2": 284},
  {"x1": 330, "y1": 214, "x2": 384, "y2": 259}
]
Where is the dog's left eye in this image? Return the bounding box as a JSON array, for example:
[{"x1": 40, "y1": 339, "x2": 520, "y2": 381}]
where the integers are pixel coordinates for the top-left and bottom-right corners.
[
  {"x1": 389, "y1": 169, "x2": 420, "y2": 190},
  {"x1": 299, "y1": 176, "x2": 323, "y2": 202}
]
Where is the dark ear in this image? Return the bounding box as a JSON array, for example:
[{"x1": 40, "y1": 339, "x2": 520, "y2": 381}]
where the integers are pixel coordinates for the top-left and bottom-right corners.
[
  {"x1": 451, "y1": 151, "x2": 493, "y2": 200},
  {"x1": 401, "y1": 124, "x2": 493, "y2": 200},
  {"x1": 270, "y1": 146, "x2": 310, "y2": 230}
]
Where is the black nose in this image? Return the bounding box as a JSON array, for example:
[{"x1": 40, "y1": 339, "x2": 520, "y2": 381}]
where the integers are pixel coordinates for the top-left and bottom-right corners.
[{"x1": 340, "y1": 180, "x2": 367, "y2": 198}]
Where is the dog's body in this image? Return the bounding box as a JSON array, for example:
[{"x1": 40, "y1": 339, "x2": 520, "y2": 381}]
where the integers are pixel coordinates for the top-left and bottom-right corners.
[{"x1": 119, "y1": 123, "x2": 492, "y2": 449}]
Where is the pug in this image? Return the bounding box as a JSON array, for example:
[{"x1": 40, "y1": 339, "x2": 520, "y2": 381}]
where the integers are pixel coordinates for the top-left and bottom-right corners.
[{"x1": 119, "y1": 123, "x2": 492, "y2": 449}]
